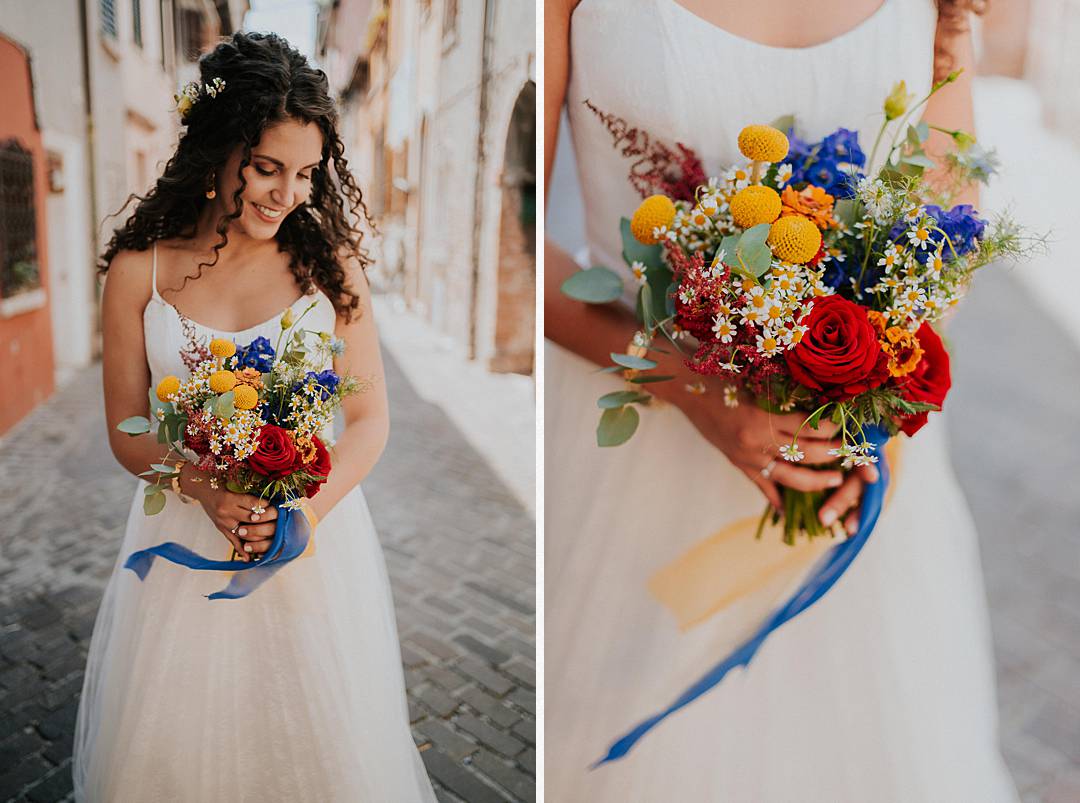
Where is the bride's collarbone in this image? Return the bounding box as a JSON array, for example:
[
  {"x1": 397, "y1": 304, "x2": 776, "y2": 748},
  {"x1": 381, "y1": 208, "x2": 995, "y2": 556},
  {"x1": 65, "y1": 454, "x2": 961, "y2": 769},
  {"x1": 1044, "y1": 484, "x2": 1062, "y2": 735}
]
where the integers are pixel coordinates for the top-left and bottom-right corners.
[{"x1": 158, "y1": 261, "x2": 305, "y2": 331}]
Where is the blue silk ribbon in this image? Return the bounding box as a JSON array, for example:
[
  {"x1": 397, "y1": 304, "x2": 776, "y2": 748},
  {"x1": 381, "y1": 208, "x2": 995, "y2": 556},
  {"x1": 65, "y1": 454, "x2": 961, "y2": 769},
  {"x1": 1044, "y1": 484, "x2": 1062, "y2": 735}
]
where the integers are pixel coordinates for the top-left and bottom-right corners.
[
  {"x1": 594, "y1": 424, "x2": 891, "y2": 766},
  {"x1": 123, "y1": 498, "x2": 313, "y2": 600}
]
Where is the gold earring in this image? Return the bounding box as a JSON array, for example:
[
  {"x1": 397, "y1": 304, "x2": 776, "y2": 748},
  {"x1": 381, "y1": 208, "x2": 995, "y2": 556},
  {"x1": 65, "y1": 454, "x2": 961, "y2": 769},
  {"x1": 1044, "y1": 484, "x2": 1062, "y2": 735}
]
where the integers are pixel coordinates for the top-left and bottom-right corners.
[{"x1": 205, "y1": 171, "x2": 217, "y2": 200}]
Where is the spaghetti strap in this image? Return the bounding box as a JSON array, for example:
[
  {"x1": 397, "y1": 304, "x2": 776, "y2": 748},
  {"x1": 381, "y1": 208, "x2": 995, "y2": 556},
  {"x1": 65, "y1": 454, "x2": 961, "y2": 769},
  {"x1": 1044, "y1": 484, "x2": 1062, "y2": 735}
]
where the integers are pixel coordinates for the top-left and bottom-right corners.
[{"x1": 150, "y1": 242, "x2": 162, "y2": 301}]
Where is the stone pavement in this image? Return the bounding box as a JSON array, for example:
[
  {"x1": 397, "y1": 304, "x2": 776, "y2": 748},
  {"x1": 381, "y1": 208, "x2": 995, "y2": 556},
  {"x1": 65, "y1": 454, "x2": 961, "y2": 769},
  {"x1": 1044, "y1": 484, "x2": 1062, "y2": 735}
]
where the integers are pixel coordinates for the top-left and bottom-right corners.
[
  {"x1": 0, "y1": 349, "x2": 535, "y2": 802},
  {"x1": 948, "y1": 267, "x2": 1080, "y2": 803}
]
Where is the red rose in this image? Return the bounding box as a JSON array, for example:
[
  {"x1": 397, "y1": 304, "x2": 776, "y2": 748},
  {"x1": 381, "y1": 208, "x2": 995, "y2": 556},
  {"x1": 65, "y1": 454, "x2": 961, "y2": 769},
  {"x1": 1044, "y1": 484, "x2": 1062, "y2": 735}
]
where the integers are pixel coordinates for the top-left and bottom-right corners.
[
  {"x1": 248, "y1": 425, "x2": 301, "y2": 479},
  {"x1": 897, "y1": 323, "x2": 952, "y2": 436},
  {"x1": 785, "y1": 295, "x2": 889, "y2": 401},
  {"x1": 302, "y1": 437, "x2": 332, "y2": 498}
]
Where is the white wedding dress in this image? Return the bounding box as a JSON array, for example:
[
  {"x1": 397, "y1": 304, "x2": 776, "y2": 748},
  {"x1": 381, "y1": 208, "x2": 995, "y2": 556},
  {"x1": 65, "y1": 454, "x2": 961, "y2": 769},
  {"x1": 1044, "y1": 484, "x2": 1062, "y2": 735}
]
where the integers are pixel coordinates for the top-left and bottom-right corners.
[
  {"x1": 546, "y1": 1, "x2": 1018, "y2": 800},
  {"x1": 73, "y1": 248, "x2": 436, "y2": 801}
]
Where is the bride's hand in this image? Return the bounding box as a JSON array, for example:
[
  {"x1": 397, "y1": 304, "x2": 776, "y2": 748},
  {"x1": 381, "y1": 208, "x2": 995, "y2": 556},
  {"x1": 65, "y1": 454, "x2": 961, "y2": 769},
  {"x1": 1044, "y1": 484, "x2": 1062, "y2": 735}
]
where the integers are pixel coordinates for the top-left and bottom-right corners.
[
  {"x1": 817, "y1": 462, "x2": 880, "y2": 536},
  {"x1": 179, "y1": 464, "x2": 279, "y2": 561},
  {"x1": 661, "y1": 380, "x2": 860, "y2": 511}
]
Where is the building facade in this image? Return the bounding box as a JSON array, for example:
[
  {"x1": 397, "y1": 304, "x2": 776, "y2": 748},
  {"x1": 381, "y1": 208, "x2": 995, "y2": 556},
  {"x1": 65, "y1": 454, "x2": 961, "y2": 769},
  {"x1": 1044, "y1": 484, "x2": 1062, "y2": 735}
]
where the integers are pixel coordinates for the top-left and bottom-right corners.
[
  {"x1": 320, "y1": 0, "x2": 536, "y2": 374},
  {"x1": 0, "y1": 0, "x2": 243, "y2": 436}
]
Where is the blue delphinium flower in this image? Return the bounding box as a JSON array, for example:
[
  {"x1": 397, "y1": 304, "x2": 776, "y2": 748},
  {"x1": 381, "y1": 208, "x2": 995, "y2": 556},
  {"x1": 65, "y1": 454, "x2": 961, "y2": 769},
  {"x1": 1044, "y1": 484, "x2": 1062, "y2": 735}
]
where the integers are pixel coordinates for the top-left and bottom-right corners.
[
  {"x1": 235, "y1": 336, "x2": 275, "y2": 373},
  {"x1": 892, "y1": 204, "x2": 987, "y2": 263},
  {"x1": 299, "y1": 369, "x2": 340, "y2": 401},
  {"x1": 781, "y1": 126, "x2": 866, "y2": 200},
  {"x1": 926, "y1": 204, "x2": 986, "y2": 257}
]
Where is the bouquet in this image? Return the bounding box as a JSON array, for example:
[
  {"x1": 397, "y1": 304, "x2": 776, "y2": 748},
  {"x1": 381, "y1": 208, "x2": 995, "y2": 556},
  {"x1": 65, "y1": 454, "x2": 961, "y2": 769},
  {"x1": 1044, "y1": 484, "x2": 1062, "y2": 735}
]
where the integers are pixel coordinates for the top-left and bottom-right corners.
[
  {"x1": 563, "y1": 73, "x2": 1031, "y2": 544},
  {"x1": 116, "y1": 302, "x2": 368, "y2": 598},
  {"x1": 564, "y1": 77, "x2": 1040, "y2": 763}
]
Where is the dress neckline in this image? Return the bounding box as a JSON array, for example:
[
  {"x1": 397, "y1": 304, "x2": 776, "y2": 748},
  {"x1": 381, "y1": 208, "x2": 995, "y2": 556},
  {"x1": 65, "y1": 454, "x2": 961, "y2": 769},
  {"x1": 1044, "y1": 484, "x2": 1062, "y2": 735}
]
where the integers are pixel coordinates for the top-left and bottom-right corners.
[
  {"x1": 152, "y1": 291, "x2": 325, "y2": 337},
  {"x1": 662, "y1": 0, "x2": 892, "y2": 52}
]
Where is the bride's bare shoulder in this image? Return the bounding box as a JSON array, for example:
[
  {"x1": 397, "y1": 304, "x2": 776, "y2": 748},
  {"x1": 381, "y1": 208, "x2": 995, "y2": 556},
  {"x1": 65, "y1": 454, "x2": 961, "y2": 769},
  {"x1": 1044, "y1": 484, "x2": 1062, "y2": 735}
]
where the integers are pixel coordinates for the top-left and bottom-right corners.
[{"x1": 102, "y1": 248, "x2": 153, "y2": 306}]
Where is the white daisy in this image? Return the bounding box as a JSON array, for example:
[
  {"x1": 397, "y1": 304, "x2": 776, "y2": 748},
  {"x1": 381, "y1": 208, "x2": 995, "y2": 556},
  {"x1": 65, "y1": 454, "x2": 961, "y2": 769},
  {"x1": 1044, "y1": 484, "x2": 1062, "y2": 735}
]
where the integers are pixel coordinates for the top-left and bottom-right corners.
[
  {"x1": 779, "y1": 443, "x2": 804, "y2": 462},
  {"x1": 723, "y1": 385, "x2": 739, "y2": 408},
  {"x1": 685, "y1": 381, "x2": 706, "y2": 395},
  {"x1": 630, "y1": 261, "x2": 647, "y2": 285}
]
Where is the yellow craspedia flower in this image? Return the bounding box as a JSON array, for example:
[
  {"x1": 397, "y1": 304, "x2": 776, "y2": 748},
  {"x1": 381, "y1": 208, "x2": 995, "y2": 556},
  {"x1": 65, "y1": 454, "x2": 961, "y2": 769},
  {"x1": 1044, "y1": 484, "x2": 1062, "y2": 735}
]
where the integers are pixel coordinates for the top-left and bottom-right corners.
[
  {"x1": 209, "y1": 370, "x2": 238, "y2": 394},
  {"x1": 737, "y1": 125, "x2": 789, "y2": 163},
  {"x1": 156, "y1": 376, "x2": 180, "y2": 402},
  {"x1": 232, "y1": 383, "x2": 259, "y2": 410},
  {"x1": 209, "y1": 338, "x2": 236, "y2": 359},
  {"x1": 729, "y1": 185, "x2": 782, "y2": 229},
  {"x1": 630, "y1": 195, "x2": 677, "y2": 244},
  {"x1": 768, "y1": 216, "x2": 822, "y2": 264}
]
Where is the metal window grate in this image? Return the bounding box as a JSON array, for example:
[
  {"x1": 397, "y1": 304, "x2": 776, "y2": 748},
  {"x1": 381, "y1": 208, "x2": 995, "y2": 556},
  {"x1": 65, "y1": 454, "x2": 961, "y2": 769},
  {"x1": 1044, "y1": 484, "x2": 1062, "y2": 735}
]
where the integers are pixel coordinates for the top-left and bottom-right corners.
[
  {"x1": 132, "y1": 0, "x2": 143, "y2": 48},
  {"x1": 0, "y1": 141, "x2": 41, "y2": 298},
  {"x1": 100, "y1": 0, "x2": 118, "y2": 38}
]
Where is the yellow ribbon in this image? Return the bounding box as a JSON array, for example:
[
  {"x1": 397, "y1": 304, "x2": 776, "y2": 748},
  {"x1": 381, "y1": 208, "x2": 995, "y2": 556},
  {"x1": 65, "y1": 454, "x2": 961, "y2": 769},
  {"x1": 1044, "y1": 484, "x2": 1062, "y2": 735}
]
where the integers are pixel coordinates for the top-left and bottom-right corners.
[{"x1": 650, "y1": 440, "x2": 904, "y2": 631}]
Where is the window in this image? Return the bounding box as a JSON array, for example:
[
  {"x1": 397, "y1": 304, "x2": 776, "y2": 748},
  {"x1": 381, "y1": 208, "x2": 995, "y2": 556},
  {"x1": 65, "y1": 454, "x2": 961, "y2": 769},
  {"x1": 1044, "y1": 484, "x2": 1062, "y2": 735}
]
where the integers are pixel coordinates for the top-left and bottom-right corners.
[
  {"x1": 177, "y1": 8, "x2": 203, "y2": 61},
  {"x1": 100, "y1": 0, "x2": 118, "y2": 38},
  {"x1": 0, "y1": 141, "x2": 41, "y2": 299},
  {"x1": 132, "y1": 0, "x2": 143, "y2": 48}
]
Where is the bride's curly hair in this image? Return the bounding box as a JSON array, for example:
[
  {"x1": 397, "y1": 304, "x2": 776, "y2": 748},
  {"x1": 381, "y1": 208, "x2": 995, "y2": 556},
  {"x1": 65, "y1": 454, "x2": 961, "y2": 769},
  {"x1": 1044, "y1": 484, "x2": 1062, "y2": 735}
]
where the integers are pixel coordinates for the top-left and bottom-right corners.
[
  {"x1": 99, "y1": 31, "x2": 373, "y2": 321},
  {"x1": 934, "y1": 0, "x2": 989, "y2": 81}
]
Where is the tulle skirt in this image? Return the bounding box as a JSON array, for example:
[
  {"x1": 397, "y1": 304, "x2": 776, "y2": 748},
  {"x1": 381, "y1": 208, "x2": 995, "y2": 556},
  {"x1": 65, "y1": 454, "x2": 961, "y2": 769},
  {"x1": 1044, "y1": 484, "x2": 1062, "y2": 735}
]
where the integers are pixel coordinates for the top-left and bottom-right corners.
[
  {"x1": 73, "y1": 484, "x2": 435, "y2": 803},
  {"x1": 544, "y1": 341, "x2": 1017, "y2": 802}
]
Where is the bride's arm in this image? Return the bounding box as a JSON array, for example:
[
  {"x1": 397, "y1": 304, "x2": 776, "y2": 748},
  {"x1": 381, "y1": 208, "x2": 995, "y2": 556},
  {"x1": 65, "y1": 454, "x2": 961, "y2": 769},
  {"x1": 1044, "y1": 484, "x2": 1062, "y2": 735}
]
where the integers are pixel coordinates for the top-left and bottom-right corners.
[
  {"x1": 922, "y1": 18, "x2": 979, "y2": 207},
  {"x1": 543, "y1": 0, "x2": 854, "y2": 514},
  {"x1": 101, "y1": 249, "x2": 256, "y2": 558},
  {"x1": 102, "y1": 250, "x2": 190, "y2": 480},
  {"x1": 304, "y1": 261, "x2": 389, "y2": 520}
]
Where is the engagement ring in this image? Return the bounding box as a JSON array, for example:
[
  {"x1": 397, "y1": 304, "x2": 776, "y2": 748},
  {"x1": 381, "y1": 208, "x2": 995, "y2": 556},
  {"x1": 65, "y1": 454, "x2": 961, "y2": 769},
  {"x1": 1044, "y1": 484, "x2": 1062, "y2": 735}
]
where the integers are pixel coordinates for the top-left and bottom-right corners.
[{"x1": 759, "y1": 458, "x2": 778, "y2": 480}]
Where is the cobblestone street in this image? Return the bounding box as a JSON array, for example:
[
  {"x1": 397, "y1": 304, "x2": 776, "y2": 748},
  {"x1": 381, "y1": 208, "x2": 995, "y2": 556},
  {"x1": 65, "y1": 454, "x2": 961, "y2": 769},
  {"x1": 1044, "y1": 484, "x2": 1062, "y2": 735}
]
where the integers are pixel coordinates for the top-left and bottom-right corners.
[{"x1": 0, "y1": 346, "x2": 535, "y2": 802}]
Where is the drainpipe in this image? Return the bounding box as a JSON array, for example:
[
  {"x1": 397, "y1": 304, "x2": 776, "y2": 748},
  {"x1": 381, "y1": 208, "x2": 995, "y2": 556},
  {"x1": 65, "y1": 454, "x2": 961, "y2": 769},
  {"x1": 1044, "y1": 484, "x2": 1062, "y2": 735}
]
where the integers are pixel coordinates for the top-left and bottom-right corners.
[
  {"x1": 467, "y1": 0, "x2": 494, "y2": 362},
  {"x1": 79, "y1": 0, "x2": 102, "y2": 357}
]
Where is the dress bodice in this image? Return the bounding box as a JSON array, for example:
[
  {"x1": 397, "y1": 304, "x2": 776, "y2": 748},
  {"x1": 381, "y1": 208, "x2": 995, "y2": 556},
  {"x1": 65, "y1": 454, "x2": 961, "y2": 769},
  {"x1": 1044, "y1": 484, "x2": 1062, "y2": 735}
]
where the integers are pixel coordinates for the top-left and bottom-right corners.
[
  {"x1": 142, "y1": 243, "x2": 338, "y2": 390},
  {"x1": 566, "y1": 0, "x2": 938, "y2": 272}
]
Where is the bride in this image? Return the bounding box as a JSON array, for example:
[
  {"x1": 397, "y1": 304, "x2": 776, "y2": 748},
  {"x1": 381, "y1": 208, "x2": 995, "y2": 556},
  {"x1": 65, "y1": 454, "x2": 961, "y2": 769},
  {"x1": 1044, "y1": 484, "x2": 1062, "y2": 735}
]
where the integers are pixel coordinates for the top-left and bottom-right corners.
[
  {"x1": 545, "y1": 0, "x2": 1018, "y2": 800},
  {"x1": 74, "y1": 32, "x2": 435, "y2": 801}
]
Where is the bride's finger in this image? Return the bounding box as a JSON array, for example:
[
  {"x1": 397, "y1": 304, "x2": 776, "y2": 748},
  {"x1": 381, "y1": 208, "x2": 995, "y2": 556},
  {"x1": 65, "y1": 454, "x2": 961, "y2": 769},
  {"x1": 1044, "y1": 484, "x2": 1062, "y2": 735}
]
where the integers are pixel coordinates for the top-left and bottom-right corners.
[
  {"x1": 769, "y1": 463, "x2": 843, "y2": 493},
  {"x1": 844, "y1": 508, "x2": 860, "y2": 536},
  {"x1": 217, "y1": 524, "x2": 249, "y2": 561},
  {"x1": 746, "y1": 469, "x2": 782, "y2": 512},
  {"x1": 772, "y1": 438, "x2": 841, "y2": 466},
  {"x1": 771, "y1": 412, "x2": 839, "y2": 439},
  {"x1": 818, "y1": 474, "x2": 863, "y2": 527}
]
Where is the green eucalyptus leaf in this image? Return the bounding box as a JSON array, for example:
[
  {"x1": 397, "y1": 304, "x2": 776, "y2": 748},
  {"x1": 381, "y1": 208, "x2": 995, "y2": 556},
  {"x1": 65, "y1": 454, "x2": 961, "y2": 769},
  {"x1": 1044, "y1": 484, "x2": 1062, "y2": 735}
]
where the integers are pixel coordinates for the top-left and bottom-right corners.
[
  {"x1": 226, "y1": 479, "x2": 247, "y2": 494},
  {"x1": 610, "y1": 353, "x2": 657, "y2": 370},
  {"x1": 770, "y1": 114, "x2": 796, "y2": 133},
  {"x1": 627, "y1": 374, "x2": 675, "y2": 384},
  {"x1": 561, "y1": 267, "x2": 624, "y2": 304},
  {"x1": 143, "y1": 491, "x2": 167, "y2": 516},
  {"x1": 620, "y1": 217, "x2": 664, "y2": 268},
  {"x1": 597, "y1": 390, "x2": 651, "y2": 409},
  {"x1": 150, "y1": 463, "x2": 179, "y2": 474},
  {"x1": 902, "y1": 153, "x2": 936, "y2": 169},
  {"x1": 635, "y1": 265, "x2": 672, "y2": 326},
  {"x1": 597, "y1": 405, "x2": 640, "y2": 447},
  {"x1": 638, "y1": 282, "x2": 654, "y2": 329},
  {"x1": 144, "y1": 482, "x2": 167, "y2": 495},
  {"x1": 916, "y1": 121, "x2": 930, "y2": 142},
  {"x1": 214, "y1": 391, "x2": 236, "y2": 420},
  {"x1": 157, "y1": 424, "x2": 169, "y2": 444},
  {"x1": 740, "y1": 223, "x2": 771, "y2": 248},
  {"x1": 595, "y1": 365, "x2": 624, "y2": 374},
  {"x1": 117, "y1": 416, "x2": 151, "y2": 435},
  {"x1": 742, "y1": 242, "x2": 774, "y2": 276},
  {"x1": 906, "y1": 125, "x2": 922, "y2": 149}
]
